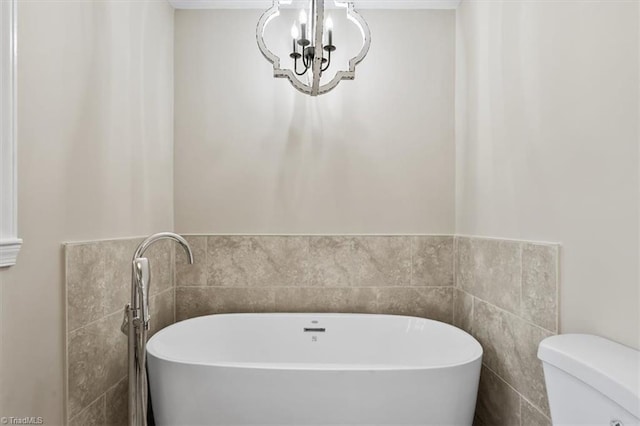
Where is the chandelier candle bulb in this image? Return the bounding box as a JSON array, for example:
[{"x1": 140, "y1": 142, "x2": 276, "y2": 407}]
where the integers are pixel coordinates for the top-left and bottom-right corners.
[
  {"x1": 326, "y1": 16, "x2": 333, "y2": 46},
  {"x1": 291, "y1": 24, "x2": 299, "y2": 54},
  {"x1": 299, "y1": 10, "x2": 307, "y2": 43}
]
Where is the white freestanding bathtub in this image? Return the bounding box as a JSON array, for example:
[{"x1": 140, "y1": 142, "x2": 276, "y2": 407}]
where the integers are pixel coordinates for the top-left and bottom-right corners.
[{"x1": 147, "y1": 313, "x2": 483, "y2": 426}]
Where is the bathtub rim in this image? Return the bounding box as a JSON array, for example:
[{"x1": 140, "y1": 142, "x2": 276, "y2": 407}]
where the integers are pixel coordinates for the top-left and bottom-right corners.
[{"x1": 147, "y1": 312, "x2": 483, "y2": 371}]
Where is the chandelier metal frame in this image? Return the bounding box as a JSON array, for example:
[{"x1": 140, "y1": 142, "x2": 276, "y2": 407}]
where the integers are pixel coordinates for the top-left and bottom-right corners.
[{"x1": 256, "y1": 0, "x2": 371, "y2": 96}]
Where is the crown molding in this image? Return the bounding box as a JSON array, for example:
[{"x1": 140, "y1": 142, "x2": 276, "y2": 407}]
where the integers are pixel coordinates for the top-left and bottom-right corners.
[{"x1": 169, "y1": 0, "x2": 461, "y2": 10}]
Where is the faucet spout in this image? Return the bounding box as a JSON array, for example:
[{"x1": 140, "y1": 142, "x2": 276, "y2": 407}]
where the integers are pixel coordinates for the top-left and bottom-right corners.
[
  {"x1": 182, "y1": 242, "x2": 194, "y2": 265},
  {"x1": 133, "y1": 231, "x2": 194, "y2": 263}
]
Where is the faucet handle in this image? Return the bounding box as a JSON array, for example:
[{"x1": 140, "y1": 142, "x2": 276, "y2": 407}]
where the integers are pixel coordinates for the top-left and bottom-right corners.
[
  {"x1": 133, "y1": 257, "x2": 151, "y2": 330},
  {"x1": 120, "y1": 304, "x2": 130, "y2": 336}
]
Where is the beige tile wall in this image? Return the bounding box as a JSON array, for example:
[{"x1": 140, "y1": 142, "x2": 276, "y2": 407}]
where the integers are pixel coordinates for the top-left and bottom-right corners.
[
  {"x1": 65, "y1": 238, "x2": 176, "y2": 426},
  {"x1": 174, "y1": 235, "x2": 455, "y2": 323},
  {"x1": 65, "y1": 233, "x2": 558, "y2": 426},
  {"x1": 454, "y1": 236, "x2": 559, "y2": 426}
]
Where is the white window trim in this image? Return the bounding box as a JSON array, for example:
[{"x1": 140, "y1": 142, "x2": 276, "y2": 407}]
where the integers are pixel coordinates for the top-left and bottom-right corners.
[{"x1": 0, "y1": 0, "x2": 21, "y2": 268}]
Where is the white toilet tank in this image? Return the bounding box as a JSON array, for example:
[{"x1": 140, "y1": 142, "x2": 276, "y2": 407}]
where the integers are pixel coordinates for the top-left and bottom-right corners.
[{"x1": 538, "y1": 334, "x2": 640, "y2": 426}]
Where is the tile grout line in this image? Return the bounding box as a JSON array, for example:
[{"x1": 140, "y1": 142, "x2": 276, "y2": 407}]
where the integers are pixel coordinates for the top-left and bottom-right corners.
[
  {"x1": 101, "y1": 243, "x2": 108, "y2": 324},
  {"x1": 205, "y1": 235, "x2": 211, "y2": 286},
  {"x1": 409, "y1": 236, "x2": 414, "y2": 287},
  {"x1": 172, "y1": 243, "x2": 177, "y2": 325},
  {"x1": 457, "y1": 287, "x2": 557, "y2": 335},
  {"x1": 472, "y1": 289, "x2": 552, "y2": 418},
  {"x1": 68, "y1": 391, "x2": 104, "y2": 424},
  {"x1": 521, "y1": 393, "x2": 552, "y2": 421},
  {"x1": 555, "y1": 245, "x2": 561, "y2": 335},
  {"x1": 69, "y1": 374, "x2": 127, "y2": 424},
  {"x1": 184, "y1": 233, "x2": 457, "y2": 238},
  {"x1": 452, "y1": 235, "x2": 457, "y2": 288},
  {"x1": 105, "y1": 374, "x2": 127, "y2": 394},
  {"x1": 519, "y1": 393, "x2": 523, "y2": 426},
  {"x1": 173, "y1": 285, "x2": 457, "y2": 289},
  {"x1": 68, "y1": 286, "x2": 176, "y2": 335},
  {"x1": 469, "y1": 289, "x2": 474, "y2": 335},
  {"x1": 482, "y1": 362, "x2": 524, "y2": 403},
  {"x1": 459, "y1": 237, "x2": 555, "y2": 422},
  {"x1": 455, "y1": 234, "x2": 561, "y2": 246},
  {"x1": 102, "y1": 392, "x2": 107, "y2": 423},
  {"x1": 519, "y1": 241, "x2": 524, "y2": 322},
  {"x1": 184, "y1": 233, "x2": 561, "y2": 246}
]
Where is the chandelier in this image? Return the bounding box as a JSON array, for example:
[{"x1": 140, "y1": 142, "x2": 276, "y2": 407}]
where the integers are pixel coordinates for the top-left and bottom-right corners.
[{"x1": 256, "y1": 0, "x2": 371, "y2": 96}]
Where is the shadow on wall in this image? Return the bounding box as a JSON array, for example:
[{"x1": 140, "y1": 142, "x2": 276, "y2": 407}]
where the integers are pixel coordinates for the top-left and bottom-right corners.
[
  {"x1": 268, "y1": 87, "x2": 373, "y2": 226},
  {"x1": 173, "y1": 10, "x2": 455, "y2": 234},
  {"x1": 57, "y1": 0, "x2": 173, "y2": 236}
]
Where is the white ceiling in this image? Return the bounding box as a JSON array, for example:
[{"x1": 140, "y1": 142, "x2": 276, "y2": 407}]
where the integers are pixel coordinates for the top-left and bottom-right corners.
[{"x1": 168, "y1": 0, "x2": 462, "y2": 9}]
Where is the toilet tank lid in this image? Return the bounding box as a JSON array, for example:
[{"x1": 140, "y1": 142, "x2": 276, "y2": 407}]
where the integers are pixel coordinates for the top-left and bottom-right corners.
[{"x1": 538, "y1": 334, "x2": 640, "y2": 418}]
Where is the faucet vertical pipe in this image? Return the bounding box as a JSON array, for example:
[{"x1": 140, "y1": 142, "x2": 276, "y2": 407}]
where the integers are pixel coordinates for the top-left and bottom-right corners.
[
  {"x1": 125, "y1": 233, "x2": 194, "y2": 426},
  {"x1": 134, "y1": 258, "x2": 151, "y2": 329}
]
